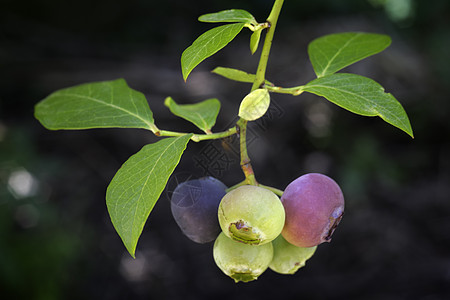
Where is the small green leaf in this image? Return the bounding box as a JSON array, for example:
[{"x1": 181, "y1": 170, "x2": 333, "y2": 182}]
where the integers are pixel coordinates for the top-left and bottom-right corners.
[
  {"x1": 106, "y1": 134, "x2": 192, "y2": 258},
  {"x1": 238, "y1": 89, "x2": 270, "y2": 121},
  {"x1": 308, "y1": 32, "x2": 392, "y2": 78},
  {"x1": 212, "y1": 67, "x2": 273, "y2": 85},
  {"x1": 35, "y1": 79, "x2": 158, "y2": 132},
  {"x1": 213, "y1": 67, "x2": 256, "y2": 83},
  {"x1": 164, "y1": 97, "x2": 220, "y2": 133},
  {"x1": 198, "y1": 9, "x2": 257, "y2": 25},
  {"x1": 302, "y1": 73, "x2": 413, "y2": 137},
  {"x1": 181, "y1": 23, "x2": 245, "y2": 81},
  {"x1": 250, "y1": 29, "x2": 262, "y2": 54}
]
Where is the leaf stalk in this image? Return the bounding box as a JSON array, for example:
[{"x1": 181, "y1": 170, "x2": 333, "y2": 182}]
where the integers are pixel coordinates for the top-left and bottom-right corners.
[{"x1": 156, "y1": 127, "x2": 237, "y2": 142}]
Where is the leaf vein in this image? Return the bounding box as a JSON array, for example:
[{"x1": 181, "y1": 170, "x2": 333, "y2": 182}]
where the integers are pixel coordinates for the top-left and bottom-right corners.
[
  {"x1": 319, "y1": 33, "x2": 360, "y2": 77},
  {"x1": 61, "y1": 92, "x2": 153, "y2": 130}
]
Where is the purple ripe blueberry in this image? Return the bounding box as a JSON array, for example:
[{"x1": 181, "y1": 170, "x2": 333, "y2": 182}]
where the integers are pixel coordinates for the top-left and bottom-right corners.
[
  {"x1": 281, "y1": 173, "x2": 344, "y2": 248},
  {"x1": 213, "y1": 232, "x2": 273, "y2": 283},
  {"x1": 218, "y1": 185, "x2": 285, "y2": 245},
  {"x1": 170, "y1": 176, "x2": 227, "y2": 243}
]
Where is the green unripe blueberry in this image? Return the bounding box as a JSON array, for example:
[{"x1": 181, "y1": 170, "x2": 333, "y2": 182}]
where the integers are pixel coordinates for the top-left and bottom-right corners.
[
  {"x1": 218, "y1": 185, "x2": 285, "y2": 245},
  {"x1": 269, "y1": 235, "x2": 317, "y2": 275},
  {"x1": 213, "y1": 232, "x2": 273, "y2": 283}
]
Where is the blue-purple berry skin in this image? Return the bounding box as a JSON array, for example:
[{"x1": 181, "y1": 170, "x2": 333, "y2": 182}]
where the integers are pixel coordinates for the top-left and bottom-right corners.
[{"x1": 171, "y1": 177, "x2": 227, "y2": 243}]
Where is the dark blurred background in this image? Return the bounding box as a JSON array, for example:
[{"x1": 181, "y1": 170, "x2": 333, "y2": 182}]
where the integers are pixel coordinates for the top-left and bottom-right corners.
[{"x1": 1, "y1": 0, "x2": 450, "y2": 299}]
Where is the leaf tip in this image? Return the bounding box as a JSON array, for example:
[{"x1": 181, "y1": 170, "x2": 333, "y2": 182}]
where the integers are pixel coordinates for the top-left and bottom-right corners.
[
  {"x1": 407, "y1": 129, "x2": 415, "y2": 139},
  {"x1": 128, "y1": 250, "x2": 136, "y2": 259},
  {"x1": 400, "y1": 124, "x2": 414, "y2": 139},
  {"x1": 181, "y1": 53, "x2": 190, "y2": 82},
  {"x1": 123, "y1": 238, "x2": 137, "y2": 258},
  {"x1": 181, "y1": 69, "x2": 189, "y2": 82}
]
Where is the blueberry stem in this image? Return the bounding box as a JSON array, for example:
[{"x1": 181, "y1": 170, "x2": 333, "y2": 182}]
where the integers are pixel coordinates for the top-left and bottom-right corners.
[
  {"x1": 237, "y1": 118, "x2": 257, "y2": 185},
  {"x1": 258, "y1": 184, "x2": 284, "y2": 197},
  {"x1": 251, "y1": 0, "x2": 284, "y2": 91},
  {"x1": 226, "y1": 180, "x2": 248, "y2": 192},
  {"x1": 236, "y1": 0, "x2": 285, "y2": 184}
]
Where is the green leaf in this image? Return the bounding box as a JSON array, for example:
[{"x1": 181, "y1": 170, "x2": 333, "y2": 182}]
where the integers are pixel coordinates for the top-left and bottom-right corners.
[
  {"x1": 181, "y1": 23, "x2": 245, "y2": 81},
  {"x1": 198, "y1": 9, "x2": 257, "y2": 25},
  {"x1": 164, "y1": 97, "x2": 220, "y2": 133},
  {"x1": 106, "y1": 134, "x2": 192, "y2": 258},
  {"x1": 212, "y1": 67, "x2": 273, "y2": 85},
  {"x1": 308, "y1": 32, "x2": 392, "y2": 78},
  {"x1": 35, "y1": 79, "x2": 158, "y2": 132},
  {"x1": 212, "y1": 67, "x2": 256, "y2": 83},
  {"x1": 250, "y1": 29, "x2": 262, "y2": 54},
  {"x1": 239, "y1": 89, "x2": 270, "y2": 121},
  {"x1": 301, "y1": 73, "x2": 413, "y2": 137}
]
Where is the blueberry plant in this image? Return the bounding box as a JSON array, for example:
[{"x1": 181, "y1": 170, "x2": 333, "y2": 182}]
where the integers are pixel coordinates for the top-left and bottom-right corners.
[{"x1": 34, "y1": 0, "x2": 413, "y2": 283}]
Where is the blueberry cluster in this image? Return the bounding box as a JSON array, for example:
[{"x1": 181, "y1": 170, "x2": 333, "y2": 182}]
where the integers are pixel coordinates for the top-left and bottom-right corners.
[{"x1": 170, "y1": 173, "x2": 344, "y2": 282}]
